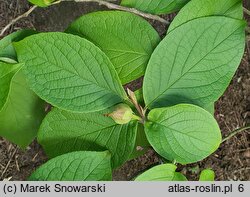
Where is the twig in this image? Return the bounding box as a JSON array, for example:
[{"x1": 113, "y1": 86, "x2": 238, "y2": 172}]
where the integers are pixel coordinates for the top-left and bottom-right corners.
[
  {"x1": 222, "y1": 125, "x2": 250, "y2": 143},
  {"x1": 0, "y1": 5, "x2": 37, "y2": 37},
  {"x1": 0, "y1": 0, "x2": 169, "y2": 37},
  {"x1": 3, "y1": 177, "x2": 12, "y2": 181},
  {"x1": 15, "y1": 155, "x2": 20, "y2": 172},
  {"x1": 32, "y1": 153, "x2": 39, "y2": 162},
  {"x1": 0, "y1": 147, "x2": 18, "y2": 180},
  {"x1": 234, "y1": 167, "x2": 250, "y2": 173},
  {"x1": 247, "y1": 35, "x2": 250, "y2": 43},
  {"x1": 62, "y1": 0, "x2": 169, "y2": 24},
  {"x1": 243, "y1": 7, "x2": 250, "y2": 16}
]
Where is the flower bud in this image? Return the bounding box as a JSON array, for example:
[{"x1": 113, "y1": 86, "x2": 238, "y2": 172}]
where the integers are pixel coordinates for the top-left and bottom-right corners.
[{"x1": 108, "y1": 104, "x2": 134, "y2": 125}]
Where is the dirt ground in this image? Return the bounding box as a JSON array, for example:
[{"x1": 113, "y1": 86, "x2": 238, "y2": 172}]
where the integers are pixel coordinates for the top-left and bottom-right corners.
[{"x1": 0, "y1": 0, "x2": 249, "y2": 181}]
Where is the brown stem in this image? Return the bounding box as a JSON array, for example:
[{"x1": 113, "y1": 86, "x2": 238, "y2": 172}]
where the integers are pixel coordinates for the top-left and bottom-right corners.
[
  {"x1": 0, "y1": 5, "x2": 37, "y2": 37},
  {"x1": 62, "y1": 0, "x2": 169, "y2": 24},
  {"x1": 243, "y1": 7, "x2": 250, "y2": 16},
  {"x1": 0, "y1": 0, "x2": 169, "y2": 38},
  {"x1": 222, "y1": 125, "x2": 250, "y2": 143}
]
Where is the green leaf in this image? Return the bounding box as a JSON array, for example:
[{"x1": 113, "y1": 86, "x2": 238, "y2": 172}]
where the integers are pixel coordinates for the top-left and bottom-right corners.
[
  {"x1": 38, "y1": 108, "x2": 138, "y2": 168},
  {"x1": 29, "y1": 151, "x2": 112, "y2": 181},
  {"x1": 135, "y1": 163, "x2": 187, "y2": 181},
  {"x1": 173, "y1": 172, "x2": 188, "y2": 181},
  {"x1": 14, "y1": 32, "x2": 127, "y2": 113},
  {"x1": 203, "y1": 103, "x2": 215, "y2": 115},
  {"x1": 28, "y1": 0, "x2": 55, "y2": 7},
  {"x1": 168, "y1": 0, "x2": 243, "y2": 32},
  {"x1": 143, "y1": 17, "x2": 245, "y2": 110},
  {"x1": 145, "y1": 104, "x2": 221, "y2": 164},
  {"x1": 121, "y1": 0, "x2": 189, "y2": 15},
  {"x1": 129, "y1": 124, "x2": 150, "y2": 160},
  {"x1": 0, "y1": 68, "x2": 45, "y2": 148},
  {"x1": 134, "y1": 88, "x2": 144, "y2": 107},
  {"x1": 0, "y1": 62, "x2": 22, "y2": 110},
  {"x1": 199, "y1": 169, "x2": 215, "y2": 181},
  {"x1": 0, "y1": 29, "x2": 37, "y2": 61},
  {"x1": 66, "y1": 11, "x2": 160, "y2": 84}
]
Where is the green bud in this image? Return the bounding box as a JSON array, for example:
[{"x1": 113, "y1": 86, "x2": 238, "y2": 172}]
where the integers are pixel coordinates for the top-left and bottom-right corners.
[{"x1": 108, "y1": 104, "x2": 134, "y2": 125}]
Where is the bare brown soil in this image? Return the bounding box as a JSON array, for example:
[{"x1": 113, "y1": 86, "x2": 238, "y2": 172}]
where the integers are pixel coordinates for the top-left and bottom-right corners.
[{"x1": 0, "y1": 0, "x2": 249, "y2": 181}]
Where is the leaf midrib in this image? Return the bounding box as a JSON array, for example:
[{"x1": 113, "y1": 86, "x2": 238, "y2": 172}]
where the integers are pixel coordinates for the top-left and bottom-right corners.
[
  {"x1": 168, "y1": 1, "x2": 242, "y2": 33},
  {"x1": 27, "y1": 54, "x2": 123, "y2": 99},
  {"x1": 147, "y1": 24, "x2": 242, "y2": 107},
  {"x1": 41, "y1": 120, "x2": 121, "y2": 150},
  {"x1": 151, "y1": 121, "x2": 213, "y2": 146}
]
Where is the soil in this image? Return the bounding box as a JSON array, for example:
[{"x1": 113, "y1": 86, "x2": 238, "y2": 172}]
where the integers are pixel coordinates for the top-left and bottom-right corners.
[{"x1": 0, "y1": 0, "x2": 249, "y2": 181}]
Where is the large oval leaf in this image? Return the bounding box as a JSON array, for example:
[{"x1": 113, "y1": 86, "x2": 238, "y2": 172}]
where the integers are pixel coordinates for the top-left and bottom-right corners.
[
  {"x1": 121, "y1": 0, "x2": 189, "y2": 15},
  {"x1": 0, "y1": 68, "x2": 45, "y2": 148},
  {"x1": 168, "y1": 0, "x2": 243, "y2": 32},
  {"x1": 143, "y1": 16, "x2": 245, "y2": 109},
  {"x1": 135, "y1": 163, "x2": 187, "y2": 181},
  {"x1": 0, "y1": 62, "x2": 21, "y2": 109},
  {"x1": 29, "y1": 151, "x2": 112, "y2": 181},
  {"x1": 14, "y1": 32, "x2": 127, "y2": 113},
  {"x1": 66, "y1": 11, "x2": 160, "y2": 84},
  {"x1": 145, "y1": 104, "x2": 221, "y2": 164},
  {"x1": 38, "y1": 108, "x2": 138, "y2": 168}
]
